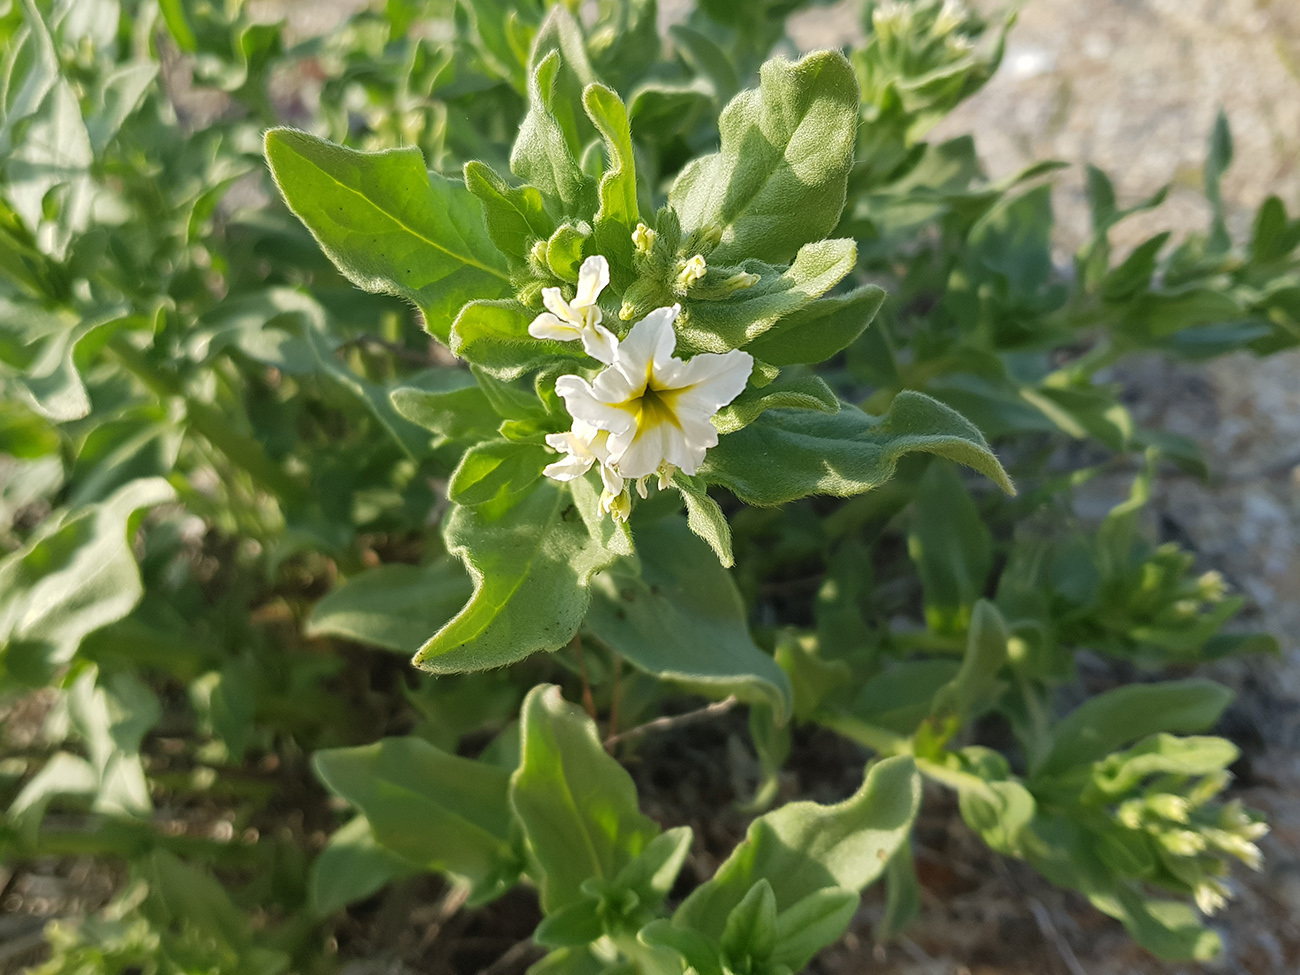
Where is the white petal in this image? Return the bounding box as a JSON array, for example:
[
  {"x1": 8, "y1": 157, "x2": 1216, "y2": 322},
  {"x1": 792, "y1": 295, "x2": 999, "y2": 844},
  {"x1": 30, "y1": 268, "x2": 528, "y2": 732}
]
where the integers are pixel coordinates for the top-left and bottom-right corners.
[
  {"x1": 667, "y1": 349, "x2": 753, "y2": 415},
  {"x1": 598, "y1": 461, "x2": 624, "y2": 496},
  {"x1": 555, "y1": 374, "x2": 637, "y2": 435},
  {"x1": 668, "y1": 414, "x2": 719, "y2": 475},
  {"x1": 573, "y1": 255, "x2": 610, "y2": 308},
  {"x1": 544, "y1": 454, "x2": 595, "y2": 481},
  {"x1": 542, "y1": 287, "x2": 577, "y2": 324},
  {"x1": 615, "y1": 423, "x2": 675, "y2": 479},
  {"x1": 580, "y1": 322, "x2": 619, "y2": 365},
  {"x1": 611, "y1": 305, "x2": 680, "y2": 389},
  {"x1": 530, "y1": 312, "x2": 582, "y2": 342}
]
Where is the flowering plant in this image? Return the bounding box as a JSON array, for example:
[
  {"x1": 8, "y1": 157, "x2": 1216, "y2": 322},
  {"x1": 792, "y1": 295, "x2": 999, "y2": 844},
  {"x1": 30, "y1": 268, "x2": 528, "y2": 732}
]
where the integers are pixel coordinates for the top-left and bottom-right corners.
[{"x1": 0, "y1": 0, "x2": 1293, "y2": 972}]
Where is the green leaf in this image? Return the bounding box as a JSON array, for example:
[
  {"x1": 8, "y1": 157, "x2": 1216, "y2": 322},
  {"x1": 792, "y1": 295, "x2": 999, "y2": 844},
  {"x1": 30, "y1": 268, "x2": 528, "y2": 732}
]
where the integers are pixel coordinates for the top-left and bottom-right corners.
[
  {"x1": 712, "y1": 374, "x2": 839, "y2": 435},
  {"x1": 1089, "y1": 734, "x2": 1238, "y2": 798},
  {"x1": 878, "y1": 843, "x2": 921, "y2": 940},
  {"x1": 0, "y1": 477, "x2": 175, "y2": 686},
  {"x1": 306, "y1": 561, "x2": 474, "y2": 655},
  {"x1": 312, "y1": 736, "x2": 520, "y2": 904},
  {"x1": 303, "y1": 325, "x2": 433, "y2": 458},
  {"x1": 672, "y1": 472, "x2": 733, "y2": 566},
  {"x1": 720, "y1": 880, "x2": 777, "y2": 967},
  {"x1": 679, "y1": 238, "x2": 857, "y2": 354},
  {"x1": 670, "y1": 51, "x2": 860, "y2": 264},
  {"x1": 1034, "y1": 680, "x2": 1234, "y2": 778},
  {"x1": 585, "y1": 517, "x2": 792, "y2": 724},
  {"x1": 309, "y1": 815, "x2": 419, "y2": 916},
  {"x1": 700, "y1": 391, "x2": 1013, "y2": 506},
  {"x1": 448, "y1": 439, "x2": 550, "y2": 516},
  {"x1": 65, "y1": 666, "x2": 160, "y2": 818},
  {"x1": 958, "y1": 777, "x2": 1036, "y2": 857},
  {"x1": 1204, "y1": 108, "x2": 1233, "y2": 252},
  {"x1": 584, "y1": 83, "x2": 638, "y2": 270},
  {"x1": 511, "y1": 51, "x2": 594, "y2": 214},
  {"x1": 674, "y1": 755, "x2": 920, "y2": 937},
  {"x1": 264, "y1": 129, "x2": 509, "y2": 343},
  {"x1": 771, "y1": 887, "x2": 860, "y2": 971},
  {"x1": 450, "y1": 299, "x2": 586, "y2": 379},
  {"x1": 909, "y1": 462, "x2": 987, "y2": 637},
  {"x1": 0, "y1": 0, "x2": 60, "y2": 157},
  {"x1": 907, "y1": 461, "x2": 992, "y2": 634},
  {"x1": 414, "y1": 480, "x2": 618, "y2": 673},
  {"x1": 845, "y1": 659, "x2": 960, "y2": 736},
  {"x1": 928, "y1": 600, "x2": 1009, "y2": 725},
  {"x1": 510, "y1": 684, "x2": 660, "y2": 912},
  {"x1": 743, "y1": 285, "x2": 886, "y2": 366},
  {"x1": 464, "y1": 160, "x2": 555, "y2": 263},
  {"x1": 86, "y1": 62, "x2": 157, "y2": 155},
  {"x1": 390, "y1": 373, "x2": 500, "y2": 445}
]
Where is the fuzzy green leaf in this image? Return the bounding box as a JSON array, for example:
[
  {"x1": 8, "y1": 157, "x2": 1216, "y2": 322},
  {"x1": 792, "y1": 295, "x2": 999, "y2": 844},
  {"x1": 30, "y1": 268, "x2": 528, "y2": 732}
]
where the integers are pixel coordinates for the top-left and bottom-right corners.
[
  {"x1": 511, "y1": 51, "x2": 594, "y2": 214},
  {"x1": 744, "y1": 285, "x2": 886, "y2": 366},
  {"x1": 511, "y1": 684, "x2": 660, "y2": 913},
  {"x1": 712, "y1": 374, "x2": 839, "y2": 435},
  {"x1": 414, "y1": 481, "x2": 618, "y2": 673},
  {"x1": 1034, "y1": 680, "x2": 1234, "y2": 778},
  {"x1": 450, "y1": 299, "x2": 586, "y2": 379},
  {"x1": 679, "y1": 238, "x2": 857, "y2": 353},
  {"x1": 585, "y1": 517, "x2": 792, "y2": 723},
  {"x1": 700, "y1": 391, "x2": 1013, "y2": 506},
  {"x1": 464, "y1": 160, "x2": 556, "y2": 262},
  {"x1": 312, "y1": 737, "x2": 519, "y2": 905},
  {"x1": 673, "y1": 755, "x2": 920, "y2": 944},
  {"x1": 306, "y1": 561, "x2": 474, "y2": 655},
  {"x1": 264, "y1": 129, "x2": 509, "y2": 342},
  {"x1": 669, "y1": 51, "x2": 859, "y2": 264},
  {"x1": 584, "y1": 83, "x2": 638, "y2": 270}
]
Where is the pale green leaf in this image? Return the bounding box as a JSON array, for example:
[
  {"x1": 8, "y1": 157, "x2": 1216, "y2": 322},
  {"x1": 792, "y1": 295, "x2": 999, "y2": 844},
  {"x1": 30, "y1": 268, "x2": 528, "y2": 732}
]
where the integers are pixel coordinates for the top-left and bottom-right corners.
[
  {"x1": 313, "y1": 736, "x2": 520, "y2": 904},
  {"x1": 510, "y1": 684, "x2": 659, "y2": 912},
  {"x1": 0, "y1": 477, "x2": 175, "y2": 686},
  {"x1": 307, "y1": 561, "x2": 473, "y2": 655},
  {"x1": 700, "y1": 391, "x2": 1013, "y2": 505},
  {"x1": 1034, "y1": 680, "x2": 1234, "y2": 778},
  {"x1": 585, "y1": 517, "x2": 792, "y2": 723},
  {"x1": 674, "y1": 756, "x2": 920, "y2": 938},
  {"x1": 309, "y1": 815, "x2": 418, "y2": 916},
  {"x1": 669, "y1": 51, "x2": 859, "y2": 264},
  {"x1": 414, "y1": 480, "x2": 618, "y2": 673},
  {"x1": 264, "y1": 129, "x2": 509, "y2": 343}
]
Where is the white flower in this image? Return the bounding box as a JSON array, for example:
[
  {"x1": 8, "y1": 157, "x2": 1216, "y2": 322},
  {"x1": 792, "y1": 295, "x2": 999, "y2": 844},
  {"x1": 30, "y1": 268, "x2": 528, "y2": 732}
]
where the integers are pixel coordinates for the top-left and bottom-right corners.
[
  {"x1": 528, "y1": 255, "x2": 618, "y2": 364},
  {"x1": 542, "y1": 421, "x2": 633, "y2": 520},
  {"x1": 553, "y1": 304, "x2": 753, "y2": 481}
]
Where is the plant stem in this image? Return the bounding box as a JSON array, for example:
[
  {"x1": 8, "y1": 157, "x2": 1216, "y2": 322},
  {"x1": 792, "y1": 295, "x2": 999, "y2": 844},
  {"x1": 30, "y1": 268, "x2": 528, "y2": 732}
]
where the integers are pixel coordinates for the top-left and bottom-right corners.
[
  {"x1": 604, "y1": 696, "x2": 738, "y2": 748},
  {"x1": 573, "y1": 632, "x2": 597, "y2": 721}
]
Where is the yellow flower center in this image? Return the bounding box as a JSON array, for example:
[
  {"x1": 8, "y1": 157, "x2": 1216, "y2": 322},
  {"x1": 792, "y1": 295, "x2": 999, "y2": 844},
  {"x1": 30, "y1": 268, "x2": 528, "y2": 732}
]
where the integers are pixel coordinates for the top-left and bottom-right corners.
[{"x1": 618, "y1": 380, "x2": 683, "y2": 432}]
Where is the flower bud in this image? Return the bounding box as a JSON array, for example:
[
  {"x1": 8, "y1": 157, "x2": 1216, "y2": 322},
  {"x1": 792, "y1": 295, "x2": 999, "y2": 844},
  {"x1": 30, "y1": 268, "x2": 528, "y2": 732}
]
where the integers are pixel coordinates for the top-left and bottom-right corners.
[
  {"x1": 676, "y1": 254, "x2": 707, "y2": 289},
  {"x1": 632, "y1": 222, "x2": 657, "y2": 256}
]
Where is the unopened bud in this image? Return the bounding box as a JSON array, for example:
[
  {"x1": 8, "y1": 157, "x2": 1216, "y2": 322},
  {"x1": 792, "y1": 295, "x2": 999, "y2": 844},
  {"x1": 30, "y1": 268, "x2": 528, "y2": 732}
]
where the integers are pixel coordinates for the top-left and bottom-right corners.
[
  {"x1": 676, "y1": 254, "x2": 707, "y2": 289},
  {"x1": 529, "y1": 239, "x2": 548, "y2": 267},
  {"x1": 721, "y1": 270, "x2": 760, "y2": 293},
  {"x1": 632, "y1": 222, "x2": 657, "y2": 256}
]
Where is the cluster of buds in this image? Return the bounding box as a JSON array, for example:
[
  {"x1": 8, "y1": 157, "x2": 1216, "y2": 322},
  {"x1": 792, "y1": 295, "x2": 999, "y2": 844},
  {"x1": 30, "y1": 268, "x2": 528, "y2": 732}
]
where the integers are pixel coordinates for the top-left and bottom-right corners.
[{"x1": 1088, "y1": 734, "x2": 1267, "y2": 915}]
